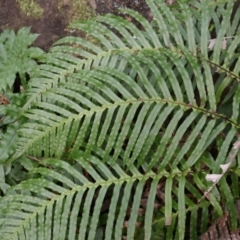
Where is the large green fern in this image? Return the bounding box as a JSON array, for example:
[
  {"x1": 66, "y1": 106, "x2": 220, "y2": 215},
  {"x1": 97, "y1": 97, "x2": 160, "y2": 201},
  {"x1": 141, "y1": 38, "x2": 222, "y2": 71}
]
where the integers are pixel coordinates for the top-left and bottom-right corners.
[{"x1": 0, "y1": 0, "x2": 240, "y2": 239}]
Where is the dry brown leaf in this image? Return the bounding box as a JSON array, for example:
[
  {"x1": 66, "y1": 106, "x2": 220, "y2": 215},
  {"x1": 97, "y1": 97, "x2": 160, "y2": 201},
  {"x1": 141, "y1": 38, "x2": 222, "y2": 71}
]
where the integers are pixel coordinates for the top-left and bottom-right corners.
[{"x1": 0, "y1": 94, "x2": 9, "y2": 105}]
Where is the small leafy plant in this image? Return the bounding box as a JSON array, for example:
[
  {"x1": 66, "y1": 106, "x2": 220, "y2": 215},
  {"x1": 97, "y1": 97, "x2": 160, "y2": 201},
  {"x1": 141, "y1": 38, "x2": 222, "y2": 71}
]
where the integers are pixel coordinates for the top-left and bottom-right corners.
[{"x1": 0, "y1": 27, "x2": 44, "y2": 92}]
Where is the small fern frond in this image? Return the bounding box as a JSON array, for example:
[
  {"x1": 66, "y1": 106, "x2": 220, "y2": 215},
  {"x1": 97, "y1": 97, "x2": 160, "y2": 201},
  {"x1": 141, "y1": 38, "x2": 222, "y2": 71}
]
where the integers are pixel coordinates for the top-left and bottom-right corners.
[{"x1": 0, "y1": 122, "x2": 19, "y2": 164}]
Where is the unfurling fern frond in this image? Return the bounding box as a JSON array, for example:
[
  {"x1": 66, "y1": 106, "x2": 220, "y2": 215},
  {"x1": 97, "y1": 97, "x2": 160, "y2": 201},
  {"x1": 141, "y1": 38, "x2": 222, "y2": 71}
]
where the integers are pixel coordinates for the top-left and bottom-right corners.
[{"x1": 1, "y1": 0, "x2": 240, "y2": 239}]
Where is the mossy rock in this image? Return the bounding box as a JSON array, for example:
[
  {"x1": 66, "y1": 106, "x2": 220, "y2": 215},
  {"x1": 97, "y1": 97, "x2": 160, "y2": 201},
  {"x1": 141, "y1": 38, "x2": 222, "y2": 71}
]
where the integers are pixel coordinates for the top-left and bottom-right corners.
[{"x1": 17, "y1": 0, "x2": 43, "y2": 18}]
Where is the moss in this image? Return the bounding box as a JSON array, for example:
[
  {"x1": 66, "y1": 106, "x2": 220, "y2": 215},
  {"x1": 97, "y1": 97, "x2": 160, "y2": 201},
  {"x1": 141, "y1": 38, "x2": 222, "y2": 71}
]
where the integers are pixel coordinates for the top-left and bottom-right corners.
[
  {"x1": 57, "y1": 0, "x2": 96, "y2": 21},
  {"x1": 71, "y1": 1, "x2": 99, "y2": 47},
  {"x1": 71, "y1": 0, "x2": 96, "y2": 21},
  {"x1": 58, "y1": 0, "x2": 98, "y2": 47},
  {"x1": 16, "y1": 0, "x2": 43, "y2": 19}
]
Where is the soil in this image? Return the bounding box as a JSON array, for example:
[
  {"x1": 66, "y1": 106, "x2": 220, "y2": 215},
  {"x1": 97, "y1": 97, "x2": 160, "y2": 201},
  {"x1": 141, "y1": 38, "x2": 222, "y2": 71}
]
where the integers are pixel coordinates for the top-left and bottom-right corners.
[
  {"x1": 1, "y1": 0, "x2": 239, "y2": 51},
  {"x1": 0, "y1": 0, "x2": 71, "y2": 51},
  {"x1": 0, "y1": 0, "x2": 152, "y2": 52}
]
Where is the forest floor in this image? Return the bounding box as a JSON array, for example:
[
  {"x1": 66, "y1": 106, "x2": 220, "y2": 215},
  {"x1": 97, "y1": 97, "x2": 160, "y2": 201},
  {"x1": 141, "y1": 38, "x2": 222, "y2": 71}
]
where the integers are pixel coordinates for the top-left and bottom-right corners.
[{"x1": 0, "y1": 0, "x2": 151, "y2": 51}]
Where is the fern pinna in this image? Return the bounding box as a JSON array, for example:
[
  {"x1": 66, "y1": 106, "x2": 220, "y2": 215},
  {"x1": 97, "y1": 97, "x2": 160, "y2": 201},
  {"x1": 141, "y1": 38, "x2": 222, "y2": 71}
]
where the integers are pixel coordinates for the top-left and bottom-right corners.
[{"x1": 0, "y1": 0, "x2": 240, "y2": 239}]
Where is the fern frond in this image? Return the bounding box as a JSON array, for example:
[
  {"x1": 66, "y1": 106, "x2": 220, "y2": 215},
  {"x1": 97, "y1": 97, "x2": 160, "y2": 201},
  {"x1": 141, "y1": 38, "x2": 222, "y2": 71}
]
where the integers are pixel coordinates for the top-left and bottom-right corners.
[
  {"x1": 0, "y1": 155, "x2": 176, "y2": 240},
  {"x1": 1, "y1": 0, "x2": 240, "y2": 238},
  {"x1": 0, "y1": 122, "x2": 19, "y2": 164}
]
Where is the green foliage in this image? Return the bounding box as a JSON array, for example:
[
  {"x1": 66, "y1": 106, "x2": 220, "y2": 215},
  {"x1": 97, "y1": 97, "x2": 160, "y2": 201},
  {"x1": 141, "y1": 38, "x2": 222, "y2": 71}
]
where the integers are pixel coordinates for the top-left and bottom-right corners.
[
  {"x1": 0, "y1": 0, "x2": 240, "y2": 239},
  {"x1": 0, "y1": 27, "x2": 44, "y2": 92},
  {"x1": 0, "y1": 27, "x2": 44, "y2": 195}
]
